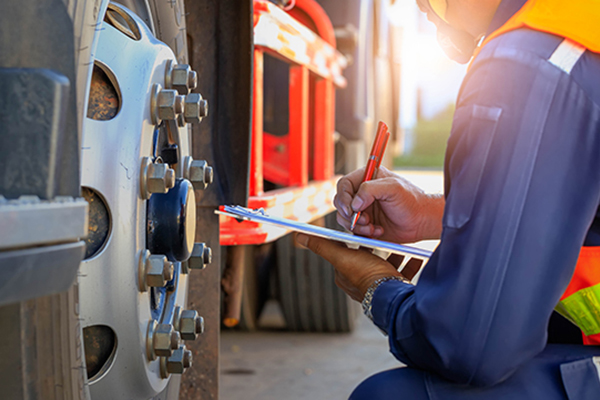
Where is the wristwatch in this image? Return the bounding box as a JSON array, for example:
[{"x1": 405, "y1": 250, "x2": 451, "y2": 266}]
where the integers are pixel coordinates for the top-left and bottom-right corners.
[{"x1": 362, "y1": 276, "x2": 412, "y2": 322}]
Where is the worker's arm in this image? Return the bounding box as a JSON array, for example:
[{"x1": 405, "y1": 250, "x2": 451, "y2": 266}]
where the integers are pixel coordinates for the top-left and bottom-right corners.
[{"x1": 303, "y1": 31, "x2": 600, "y2": 387}]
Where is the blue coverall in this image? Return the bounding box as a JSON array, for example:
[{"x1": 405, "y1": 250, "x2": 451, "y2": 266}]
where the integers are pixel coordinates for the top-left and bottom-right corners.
[{"x1": 350, "y1": 1, "x2": 600, "y2": 398}]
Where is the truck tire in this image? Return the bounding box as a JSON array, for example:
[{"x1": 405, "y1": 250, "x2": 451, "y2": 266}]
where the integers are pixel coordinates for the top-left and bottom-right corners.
[
  {"x1": 236, "y1": 244, "x2": 275, "y2": 331},
  {"x1": 238, "y1": 245, "x2": 261, "y2": 332},
  {"x1": 276, "y1": 212, "x2": 360, "y2": 332},
  {"x1": 1, "y1": 0, "x2": 193, "y2": 398},
  {"x1": 0, "y1": 0, "x2": 100, "y2": 398},
  {"x1": 0, "y1": 283, "x2": 89, "y2": 400}
]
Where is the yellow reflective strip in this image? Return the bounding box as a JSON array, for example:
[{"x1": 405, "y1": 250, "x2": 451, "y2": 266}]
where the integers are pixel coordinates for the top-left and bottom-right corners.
[
  {"x1": 555, "y1": 301, "x2": 578, "y2": 326},
  {"x1": 557, "y1": 283, "x2": 600, "y2": 336},
  {"x1": 429, "y1": 0, "x2": 448, "y2": 23}
]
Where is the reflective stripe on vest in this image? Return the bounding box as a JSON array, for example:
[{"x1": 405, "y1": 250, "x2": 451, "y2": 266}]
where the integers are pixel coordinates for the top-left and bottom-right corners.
[
  {"x1": 473, "y1": 0, "x2": 600, "y2": 345},
  {"x1": 548, "y1": 39, "x2": 586, "y2": 74},
  {"x1": 557, "y1": 246, "x2": 600, "y2": 345}
]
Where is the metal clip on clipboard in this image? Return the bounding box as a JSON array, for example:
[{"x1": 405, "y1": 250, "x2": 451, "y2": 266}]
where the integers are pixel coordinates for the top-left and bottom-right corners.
[{"x1": 216, "y1": 205, "x2": 433, "y2": 270}]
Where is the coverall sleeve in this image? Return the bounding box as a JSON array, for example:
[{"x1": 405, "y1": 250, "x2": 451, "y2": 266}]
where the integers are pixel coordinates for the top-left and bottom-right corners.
[{"x1": 370, "y1": 37, "x2": 600, "y2": 387}]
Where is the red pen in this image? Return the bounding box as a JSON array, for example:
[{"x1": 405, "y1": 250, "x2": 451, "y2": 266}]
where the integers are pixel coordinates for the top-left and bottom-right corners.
[{"x1": 350, "y1": 121, "x2": 390, "y2": 231}]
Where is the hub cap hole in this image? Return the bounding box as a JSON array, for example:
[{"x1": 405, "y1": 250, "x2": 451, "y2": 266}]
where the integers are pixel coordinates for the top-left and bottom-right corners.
[
  {"x1": 82, "y1": 187, "x2": 111, "y2": 259},
  {"x1": 87, "y1": 62, "x2": 121, "y2": 121},
  {"x1": 104, "y1": 3, "x2": 142, "y2": 41},
  {"x1": 83, "y1": 325, "x2": 118, "y2": 381}
]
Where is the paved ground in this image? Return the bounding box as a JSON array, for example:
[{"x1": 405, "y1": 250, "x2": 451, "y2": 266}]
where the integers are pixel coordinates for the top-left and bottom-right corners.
[
  {"x1": 219, "y1": 170, "x2": 443, "y2": 400},
  {"x1": 220, "y1": 303, "x2": 400, "y2": 400}
]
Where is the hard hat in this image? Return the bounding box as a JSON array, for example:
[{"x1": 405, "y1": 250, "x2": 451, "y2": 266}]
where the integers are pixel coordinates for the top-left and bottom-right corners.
[
  {"x1": 415, "y1": 0, "x2": 478, "y2": 64},
  {"x1": 426, "y1": 0, "x2": 449, "y2": 22},
  {"x1": 415, "y1": 0, "x2": 447, "y2": 21}
]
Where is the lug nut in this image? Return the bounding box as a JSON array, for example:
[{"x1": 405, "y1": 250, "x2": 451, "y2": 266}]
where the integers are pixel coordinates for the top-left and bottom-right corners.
[
  {"x1": 183, "y1": 93, "x2": 208, "y2": 124},
  {"x1": 158, "y1": 90, "x2": 185, "y2": 120},
  {"x1": 147, "y1": 163, "x2": 176, "y2": 192},
  {"x1": 146, "y1": 255, "x2": 174, "y2": 287},
  {"x1": 147, "y1": 321, "x2": 181, "y2": 361},
  {"x1": 189, "y1": 243, "x2": 212, "y2": 270},
  {"x1": 151, "y1": 84, "x2": 185, "y2": 123},
  {"x1": 176, "y1": 309, "x2": 204, "y2": 340},
  {"x1": 166, "y1": 61, "x2": 198, "y2": 94},
  {"x1": 168, "y1": 346, "x2": 193, "y2": 372},
  {"x1": 160, "y1": 346, "x2": 193, "y2": 378},
  {"x1": 138, "y1": 250, "x2": 174, "y2": 292},
  {"x1": 182, "y1": 156, "x2": 213, "y2": 189},
  {"x1": 140, "y1": 157, "x2": 176, "y2": 199}
]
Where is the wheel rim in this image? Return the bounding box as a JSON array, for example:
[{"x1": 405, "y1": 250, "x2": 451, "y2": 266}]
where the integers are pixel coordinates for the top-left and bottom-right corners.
[{"x1": 79, "y1": 3, "x2": 200, "y2": 398}]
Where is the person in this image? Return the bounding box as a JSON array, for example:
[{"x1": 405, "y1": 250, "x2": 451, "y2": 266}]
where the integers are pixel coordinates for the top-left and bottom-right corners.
[{"x1": 296, "y1": 0, "x2": 600, "y2": 398}]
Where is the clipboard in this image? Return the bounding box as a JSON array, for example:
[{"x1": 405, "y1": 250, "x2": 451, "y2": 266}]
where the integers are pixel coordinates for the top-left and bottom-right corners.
[{"x1": 216, "y1": 205, "x2": 433, "y2": 261}]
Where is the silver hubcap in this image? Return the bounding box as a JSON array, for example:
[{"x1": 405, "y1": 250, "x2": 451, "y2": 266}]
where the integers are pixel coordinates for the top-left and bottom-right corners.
[{"x1": 80, "y1": 3, "x2": 208, "y2": 398}]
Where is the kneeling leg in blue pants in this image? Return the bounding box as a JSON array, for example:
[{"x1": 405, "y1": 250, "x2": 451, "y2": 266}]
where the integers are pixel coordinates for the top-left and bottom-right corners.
[{"x1": 350, "y1": 345, "x2": 600, "y2": 400}]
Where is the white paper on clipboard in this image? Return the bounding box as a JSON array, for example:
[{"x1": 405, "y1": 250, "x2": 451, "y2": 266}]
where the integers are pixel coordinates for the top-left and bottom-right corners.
[{"x1": 216, "y1": 205, "x2": 433, "y2": 261}]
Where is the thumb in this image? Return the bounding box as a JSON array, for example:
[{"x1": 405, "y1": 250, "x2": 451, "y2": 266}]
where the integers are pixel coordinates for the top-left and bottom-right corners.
[
  {"x1": 351, "y1": 177, "x2": 398, "y2": 212},
  {"x1": 296, "y1": 233, "x2": 344, "y2": 265}
]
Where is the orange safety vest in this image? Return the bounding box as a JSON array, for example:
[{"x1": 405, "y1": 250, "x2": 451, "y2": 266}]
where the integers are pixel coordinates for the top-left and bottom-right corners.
[{"x1": 475, "y1": 0, "x2": 600, "y2": 345}]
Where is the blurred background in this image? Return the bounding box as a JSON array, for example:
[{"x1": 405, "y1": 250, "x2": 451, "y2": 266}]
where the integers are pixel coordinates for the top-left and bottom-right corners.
[
  {"x1": 320, "y1": 0, "x2": 467, "y2": 172},
  {"x1": 390, "y1": 0, "x2": 466, "y2": 168}
]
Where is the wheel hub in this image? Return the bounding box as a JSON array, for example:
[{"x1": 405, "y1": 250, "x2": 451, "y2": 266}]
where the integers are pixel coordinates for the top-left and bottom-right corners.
[{"x1": 79, "y1": 3, "x2": 210, "y2": 398}]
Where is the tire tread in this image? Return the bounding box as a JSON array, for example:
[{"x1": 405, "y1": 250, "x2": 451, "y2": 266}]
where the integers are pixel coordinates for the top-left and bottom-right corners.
[{"x1": 276, "y1": 213, "x2": 358, "y2": 333}]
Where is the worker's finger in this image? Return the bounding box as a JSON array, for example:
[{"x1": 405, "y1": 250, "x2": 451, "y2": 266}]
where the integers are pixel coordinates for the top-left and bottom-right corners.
[
  {"x1": 338, "y1": 167, "x2": 367, "y2": 191},
  {"x1": 336, "y1": 210, "x2": 384, "y2": 237},
  {"x1": 351, "y1": 177, "x2": 402, "y2": 213},
  {"x1": 335, "y1": 167, "x2": 378, "y2": 216},
  {"x1": 296, "y1": 233, "x2": 386, "y2": 271},
  {"x1": 370, "y1": 226, "x2": 383, "y2": 237},
  {"x1": 335, "y1": 167, "x2": 395, "y2": 217},
  {"x1": 296, "y1": 233, "x2": 347, "y2": 267},
  {"x1": 335, "y1": 170, "x2": 364, "y2": 217},
  {"x1": 336, "y1": 211, "x2": 351, "y2": 230},
  {"x1": 352, "y1": 223, "x2": 384, "y2": 238},
  {"x1": 336, "y1": 210, "x2": 380, "y2": 237},
  {"x1": 357, "y1": 212, "x2": 370, "y2": 225},
  {"x1": 334, "y1": 196, "x2": 371, "y2": 227},
  {"x1": 333, "y1": 191, "x2": 353, "y2": 219},
  {"x1": 343, "y1": 166, "x2": 393, "y2": 190}
]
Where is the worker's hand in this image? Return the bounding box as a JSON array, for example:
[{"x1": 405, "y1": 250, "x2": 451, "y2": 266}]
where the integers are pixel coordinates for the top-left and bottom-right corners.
[
  {"x1": 334, "y1": 166, "x2": 444, "y2": 244},
  {"x1": 296, "y1": 233, "x2": 402, "y2": 301}
]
